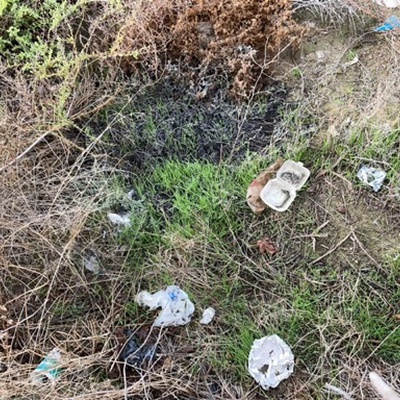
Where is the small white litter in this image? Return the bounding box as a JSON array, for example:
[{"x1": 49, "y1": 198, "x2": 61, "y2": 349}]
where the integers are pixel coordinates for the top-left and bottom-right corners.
[
  {"x1": 200, "y1": 307, "x2": 216, "y2": 325},
  {"x1": 341, "y1": 55, "x2": 359, "y2": 72},
  {"x1": 136, "y1": 285, "x2": 195, "y2": 327},
  {"x1": 83, "y1": 255, "x2": 100, "y2": 274},
  {"x1": 108, "y1": 212, "x2": 131, "y2": 227},
  {"x1": 324, "y1": 383, "x2": 354, "y2": 400},
  {"x1": 357, "y1": 165, "x2": 386, "y2": 192},
  {"x1": 248, "y1": 334, "x2": 294, "y2": 390},
  {"x1": 372, "y1": 0, "x2": 400, "y2": 7}
]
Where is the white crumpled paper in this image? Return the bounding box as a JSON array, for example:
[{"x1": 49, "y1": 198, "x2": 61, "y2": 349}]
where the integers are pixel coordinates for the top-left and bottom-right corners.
[
  {"x1": 248, "y1": 334, "x2": 294, "y2": 390},
  {"x1": 200, "y1": 307, "x2": 216, "y2": 325},
  {"x1": 357, "y1": 165, "x2": 386, "y2": 192},
  {"x1": 136, "y1": 285, "x2": 195, "y2": 327}
]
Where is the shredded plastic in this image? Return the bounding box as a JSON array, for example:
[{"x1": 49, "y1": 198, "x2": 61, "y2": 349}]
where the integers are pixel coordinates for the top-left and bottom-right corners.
[
  {"x1": 357, "y1": 165, "x2": 386, "y2": 192},
  {"x1": 108, "y1": 212, "x2": 131, "y2": 227},
  {"x1": 375, "y1": 15, "x2": 400, "y2": 32},
  {"x1": 83, "y1": 255, "x2": 100, "y2": 274},
  {"x1": 31, "y1": 348, "x2": 62, "y2": 383},
  {"x1": 248, "y1": 334, "x2": 294, "y2": 390},
  {"x1": 120, "y1": 329, "x2": 157, "y2": 368},
  {"x1": 136, "y1": 285, "x2": 195, "y2": 327}
]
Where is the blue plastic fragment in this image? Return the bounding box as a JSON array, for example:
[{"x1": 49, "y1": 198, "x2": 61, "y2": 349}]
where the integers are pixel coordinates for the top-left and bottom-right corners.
[
  {"x1": 32, "y1": 348, "x2": 62, "y2": 383},
  {"x1": 375, "y1": 15, "x2": 400, "y2": 32}
]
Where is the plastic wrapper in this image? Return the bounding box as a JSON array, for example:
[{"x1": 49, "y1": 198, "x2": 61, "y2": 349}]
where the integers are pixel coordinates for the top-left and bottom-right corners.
[
  {"x1": 31, "y1": 348, "x2": 62, "y2": 383},
  {"x1": 357, "y1": 166, "x2": 386, "y2": 192},
  {"x1": 248, "y1": 334, "x2": 294, "y2": 390},
  {"x1": 108, "y1": 212, "x2": 130, "y2": 227},
  {"x1": 136, "y1": 285, "x2": 195, "y2": 327}
]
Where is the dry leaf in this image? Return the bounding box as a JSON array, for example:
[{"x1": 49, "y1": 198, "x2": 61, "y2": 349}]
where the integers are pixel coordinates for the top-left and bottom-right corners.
[
  {"x1": 246, "y1": 158, "x2": 284, "y2": 214},
  {"x1": 393, "y1": 314, "x2": 400, "y2": 321},
  {"x1": 257, "y1": 237, "x2": 278, "y2": 255}
]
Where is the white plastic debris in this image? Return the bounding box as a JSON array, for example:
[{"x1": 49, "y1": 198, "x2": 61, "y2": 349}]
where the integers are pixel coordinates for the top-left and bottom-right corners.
[
  {"x1": 357, "y1": 165, "x2": 386, "y2": 192},
  {"x1": 200, "y1": 307, "x2": 216, "y2": 325},
  {"x1": 108, "y1": 212, "x2": 131, "y2": 227},
  {"x1": 372, "y1": 0, "x2": 400, "y2": 7},
  {"x1": 136, "y1": 285, "x2": 195, "y2": 327},
  {"x1": 31, "y1": 348, "x2": 62, "y2": 384},
  {"x1": 83, "y1": 255, "x2": 100, "y2": 274},
  {"x1": 342, "y1": 55, "x2": 359, "y2": 70},
  {"x1": 369, "y1": 372, "x2": 400, "y2": 400},
  {"x1": 260, "y1": 160, "x2": 310, "y2": 212},
  {"x1": 248, "y1": 334, "x2": 294, "y2": 390},
  {"x1": 324, "y1": 383, "x2": 354, "y2": 400}
]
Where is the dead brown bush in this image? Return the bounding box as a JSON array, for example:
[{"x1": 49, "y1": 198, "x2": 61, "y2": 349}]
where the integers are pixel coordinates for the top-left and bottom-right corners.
[{"x1": 117, "y1": 0, "x2": 304, "y2": 97}]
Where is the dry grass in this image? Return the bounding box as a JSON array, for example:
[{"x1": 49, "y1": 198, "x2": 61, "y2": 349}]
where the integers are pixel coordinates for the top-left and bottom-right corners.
[{"x1": 1, "y1": 1, "x2": 400, "y2": 399}]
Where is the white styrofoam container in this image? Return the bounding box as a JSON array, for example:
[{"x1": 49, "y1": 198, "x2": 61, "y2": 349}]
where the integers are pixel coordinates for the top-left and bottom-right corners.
[
  {"x1": 277, "y1": 160, "x2": 310, "y2": 191},
  {"x1": 260, "y1": 179, "x2": 296, "y2": 212},
  {"x1": 260, "y1": 161, "x2": 310, "y2": 212}
]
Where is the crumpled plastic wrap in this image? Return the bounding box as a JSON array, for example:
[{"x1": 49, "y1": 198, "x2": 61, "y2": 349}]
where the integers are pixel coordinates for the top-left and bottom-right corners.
[
  {"x1": 31, "y1": 348, "x2": 62, "y2": 383},
  {"x1": 108, "y1": 212, "x2": 131, "y2": 227},
  {"x1": 248, "y1": 334, "x2": 294, "y2": 390},
  {"x1": 200, "y1": 307, "x2": 216, "y2": 325},
  {"x1": 136, "y1": 285, "x2": 195, "y2": 327},
  {"x1": 357, "y1": 166, "x2": 386, "y2": 192}
]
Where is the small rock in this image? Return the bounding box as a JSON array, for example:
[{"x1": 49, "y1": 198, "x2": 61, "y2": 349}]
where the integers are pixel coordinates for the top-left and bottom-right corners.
[{"x1": 337, "y1": 206, "x2": 347, "y2": 214}]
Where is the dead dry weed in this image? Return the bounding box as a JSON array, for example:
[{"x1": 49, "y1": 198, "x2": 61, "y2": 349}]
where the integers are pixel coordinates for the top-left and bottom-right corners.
[{"x1": 117, "y1": 0, "x2": 304, "y2": 97}]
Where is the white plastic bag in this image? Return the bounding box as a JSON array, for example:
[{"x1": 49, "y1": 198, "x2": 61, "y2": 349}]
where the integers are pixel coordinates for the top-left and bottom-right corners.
[
  {"x1": 136, "y1": 286, "x2": 195, "y2": 327},
  {"x1": 248, "y1": 334, "x2": 294, "y2": 390}
]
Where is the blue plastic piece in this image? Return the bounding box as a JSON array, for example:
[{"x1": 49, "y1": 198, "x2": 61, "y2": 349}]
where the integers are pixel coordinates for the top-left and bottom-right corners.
[{"x1": 375, "y1": 15, "x2": 400, "y2": 32}]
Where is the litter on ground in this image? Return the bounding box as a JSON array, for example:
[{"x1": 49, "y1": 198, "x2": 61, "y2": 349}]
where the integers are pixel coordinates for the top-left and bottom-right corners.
[
  {"x1": 108, "y1": 212, "x2": 131, "y2": 227},
  {"x1": 257, "y1": 236, "x2": 278, "y2": 255},
  {"x1": 324, "y1": 383, "x2": 353, "y2": 400},
  {"x1": 357, "y1": 165, "x2": 386, "y2": 192},
  {"x1": 375, "y1": 15, "x2": 400, "y2": 32},
  {"x1": 369, "y1": 371, "x2": 400, "y2": 400},
  {"x1": 119, "y1": 328, "x2": 157, "y2": 369},
  {"x1": 83, "y1": 254, "x2": 100, "y2": 274},
  {"x1": 260, "y1": 160, "x2": 310, "y2": 212},
  {"x1": 248, "y1": 334, "x2": 294, "y2": 390},
  {"x1": 372, "y1": 0, "x2": 400, "y2": 7},
  {"x1": 127, "y1": 189, "x2": 136, "y2": 200},
  {"x1": 246, "y1": 158, "x2": 284, "y2": 214},
  {"x1": 200, "y1": 307, "x2": 216, "y2": 325},
  {"x1": 136, "y1": 285, "x2": 195, "y2": 327},
  {"x1": 31, "y1": 348, "x2": 62, "y2": 384}
]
